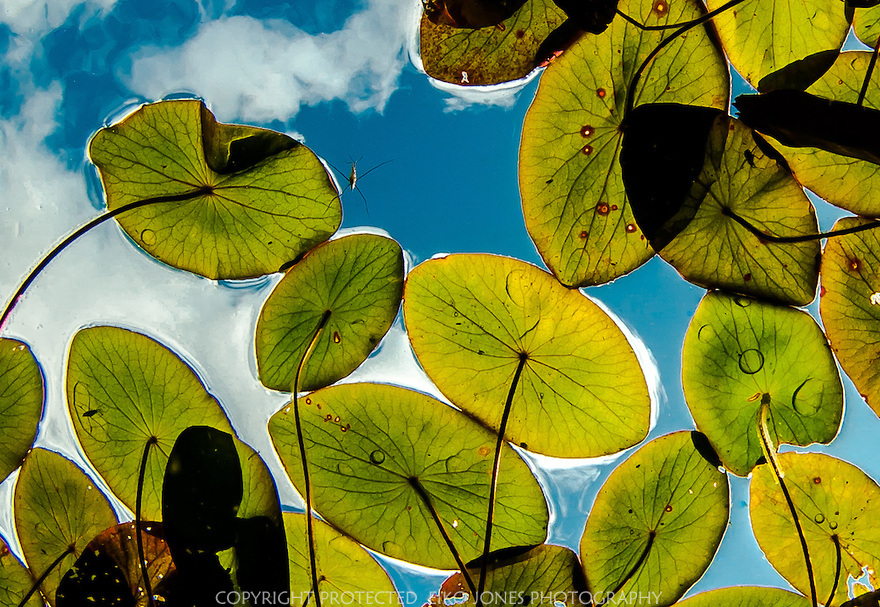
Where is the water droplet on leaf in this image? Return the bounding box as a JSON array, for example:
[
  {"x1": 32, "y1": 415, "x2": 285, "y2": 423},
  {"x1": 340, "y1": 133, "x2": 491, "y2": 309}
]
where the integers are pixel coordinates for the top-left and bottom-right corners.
[
  {"x1": 738, "y1": 349, "x2": 764, "y2": 374},
  {"x1": 478, "y1": 446, "x2": 490, "y2": 457},
  {"x1": 141, "y1": 229, "x2": 156, "y2": 245},
  {"x1": 370, "y1": 450, "x2": 386, "y2": 464},
  {"x1": 665, "y1": 505, "x2": 673, "y2": 512},
  {"x1": 814, "y1": 514, "x2": 825, "y2": 524},
  {"x1": 829, "y1": 521, "x2": 838, "y2": 530},
  {"x1": 734, "y1": 296, "x2": 751, "y2": 307}
]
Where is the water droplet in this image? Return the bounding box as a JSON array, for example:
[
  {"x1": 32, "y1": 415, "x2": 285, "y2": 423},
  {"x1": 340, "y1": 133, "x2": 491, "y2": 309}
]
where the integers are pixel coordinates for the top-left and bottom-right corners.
[
  {"x1": 580, "y1": 125, "x2": 594, "y2": 137},
  {"x1": 688, "y1": 489, "x2": 694, "y2": 494},
  {"x1": 370, "y1": 450, "x2": 386, "y2": 464},
  {"x1": 814, "y1": 514, "x2": 825, "y2": 524},
  {"x1": 141, "y1": 229, "x2": 156, "y2": 245},
  {"x1": 738, "y1": 349, "x2": 764, "y2": 374},
  {"x1": 792, "y1": 378, "x2": 821, "y2": 416},
  {"x1": 582, "y1": 144, "x2": 593, "y2": 155},
  {"x1": 333, "y1": 331, "x2": 341, "y2": 343},
  {"x1": 334, "y1": 416, "x2": 340, "y2": 422},
  {"x1": 283, "y1": 406, "x2": 291, "y2": 414},
  {"x1": 597, "y1": 88, "x2": 606, "y2": 98},
  {"x1": 850, "y1": 258, "x2": 861, "y2": 271},
  {"x1": 829, "y1": 521, "x2": 838, "y2": 530},
  {"x1": 340, "y1": 424, "x2": 348, "y2": 433},
  {"x1": 712, "y1": 481, "x2": 718, "y2": 487},
  {"x1": 625, "y1": 223, "x2": 637, "y2": 233},
  {"x1": 734, "y1": 296, "x2": 751, "y2": 307},
  {"x1": 324, "y1": 414, "x2": 333, "y2": 422},
  {"x1": 665, "y1": 505, "x2": 673, "y2": 512},
  {"x1": 697, "y1": 324, "x2": 714, "y2": 341},
  {"x1": 596, "y1": 203, "x2": 610, "y2": 216},
  {"x1": 305, "y1": 398, "x2": 311, "y2": 405},
  {"x1": 452, "y1": 519, "x2": 459, "y2": 528}
]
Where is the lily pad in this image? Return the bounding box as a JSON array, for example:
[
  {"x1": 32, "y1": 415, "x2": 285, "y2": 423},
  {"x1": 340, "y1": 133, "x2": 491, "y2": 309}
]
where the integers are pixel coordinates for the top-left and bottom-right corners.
[
  {"x1": 580, "y1": 431, "x2": 729, "y2": 607},
  {"x1": 285, "y1": 513, "x2": 401, "y2": 607},
  {"x1": 256, "y1": 233, "x2": 404, "y2": 392},
  {"x1": 743, "y1": 52, "x2": 880, "y2": 217},
  {"x1": 403, "y1": 254, "x2": 649, "y2": 457},
  {"x1": 854, "y1": 7, "x2": 880, "y2": 46},
  {"x1": 89, "y1": 99, "x2": 340, "y2": 279},
  {"x1": 268, "y1": 383, "x2": 548, "y2": 569},
  {"x1": 13, "y1": 448, "x2": 117, "y2": 605},
  {"x1": 705, "y1": 0, "x2": 849, "y2": 86},
  {"x1": 750, "y1": 452, "x2": 880, "y2": 606},
  {"x1": 519, "y1": 0, "x2": 728, "y2": 287},
  {"x1": 0, "y1": 537, "x2": 40, "y2": 607},
  {"x1": 657, "y1": 115, "x2": 820, "y2": 306},
  {"x1": 674, "y1": 586, "x2": 812, "y2": 607},
  {"x1": 682, "y1": 292, "x2": 843, "y2": 476},
  {"x1": 820, "y1": 218, "x2": 880, "y2": 418},
  {"x1": 420, "y1": 0, "x2": 567, "y2": 85},
  {"x1": 432, "y1": 545, "x2": 587, "y2": 607},
  {"x1": 66, "y1": 326, "x2": 233, "y2": 521},
  {"x1": 0, "y1": 338, "x2": 42, "y2": 481}
]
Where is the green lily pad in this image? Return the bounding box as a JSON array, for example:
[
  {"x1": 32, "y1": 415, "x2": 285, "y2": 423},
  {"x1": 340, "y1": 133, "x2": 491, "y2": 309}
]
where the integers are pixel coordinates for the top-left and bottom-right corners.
[
  {"x1": 88, "y1": 99, "x2": 340, "y2": 279},
  {"x1": 674, "y1": 586, "x2": 812, "y2": 607},
  {"x1": 854, "y1": 7, "x2": 880, "y2": 46},
  {"x1": 820, "y1": 218, "x2": 880, "y2": 418},
  {"x1": 13, "y1": 448, "x2": 117, "y2": 605},
  {"x1": 0, "y1": 339, "x2": 42, "y2": 481},
  {"x1": 657, "y1": 116, "x2": 820, "y2": 306},
  {"x1": 682, "y1": 292, "x2": 843, "y2": 476},
  {"x1": 705, "y1": 0, "x2": 849, "y2": 86},
  {"x1": 256, "y1": 233, "x2": 404, "y2": 392},
  {"x1": 750, "y1": 452, "x2": 880, "y2": 606},
  {"x1": 66, "y1": 326, "x2": 233, "y2": 521},
  {"x1": 403, "y1": 253, "x2": 650, "y2": 457},
  {"x1": 432, "y1": 545, "x2": 587, "y2": 607},
  {"x1": 580, "y1": 431, "x2": 729, "y2": 607},
  {"x1": 748, "y1": 52, "x2": 880, "y2": 217},
  {"x1": 268, "y1": 383, "x2": 548, "y2": 569},
  {"x1": 519, "y1": 0, "x2": 728, "y2": 287},
  {"x1": 285, "y1": 513, "x2": 401, "y2": 607},
  {"x1": 419, "y1": 0, "x2": 567, "y2": 86},
  {"x1": 0, "y1": 537, "x2": 41, "y2": 607}
]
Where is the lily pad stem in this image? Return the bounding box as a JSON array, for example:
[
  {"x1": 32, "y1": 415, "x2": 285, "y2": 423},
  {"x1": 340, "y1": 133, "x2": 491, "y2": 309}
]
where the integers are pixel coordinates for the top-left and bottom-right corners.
[
  {"x1": 616, "y1": 5, "x2": 738, "y2": 31},
  {"x1": 476, "y1": 352, "x2": 528, "y2": 607},
  {"x1": 293, "y1": 309, "x2": 332, "y2": 607},
  {"x1": 17, "y1": 545, "x2": 74, "y2": 607},
  {"x1": 596, "y1": 531, "x2": 656, "y2": 607},
  {"x1": 0, "y1": 187, "x2": 213, "y2": 333},
  {"x1": 825, "y1": 534, "x2": 842, "y2": 607},
  {"x1": 757, "y1": 399, "x2": 817, "y2": 607},
  {"x1": 624, "y1": 0, "x2": 747, "y2": 122},
  {"x1": 857, "y1": 33, "x2": 880, "y2": 108},
  {"x1": 137, "y1": 436, "x2": 159, "y2": 607},
  {"x1": 408, "y1": 477, "x2": 478, "y2": 596},
  {"x1": 722, "y1": 206, "x2": 880, "y2": 243}
]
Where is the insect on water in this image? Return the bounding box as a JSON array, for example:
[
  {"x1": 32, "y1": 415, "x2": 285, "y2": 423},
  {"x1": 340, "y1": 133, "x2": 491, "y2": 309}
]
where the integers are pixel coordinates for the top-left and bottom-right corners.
[{"x1": 326, "y1": 157, "x2": 392, "y2": 215}]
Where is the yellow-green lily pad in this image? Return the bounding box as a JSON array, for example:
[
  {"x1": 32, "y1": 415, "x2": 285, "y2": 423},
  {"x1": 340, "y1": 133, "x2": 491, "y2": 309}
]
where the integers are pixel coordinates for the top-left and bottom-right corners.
[
  {"x1": 0, "y1": 537, "x2": 41, "y2": 607},
  {"x1": 0, "y1": 339, "x2": 42, "y2": 481},
  {"x1": 674, "y1": 586, "x2": 812, "y2": 607}
]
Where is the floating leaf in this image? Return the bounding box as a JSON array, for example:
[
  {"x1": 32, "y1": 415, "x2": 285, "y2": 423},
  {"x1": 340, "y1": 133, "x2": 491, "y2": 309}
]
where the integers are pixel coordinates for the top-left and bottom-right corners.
[
  {"x1": 285, "y1": 513, "x2": 401, "y2": 607},
  {"x1": 14, "y1": 448, "x2": 117, "y2": 605},
  {"x1": 854, "y1": 7, "x2": 880, "y2": 46},
  {"x1": 740, "y1": 52, "x2": 880, "y2": 217},
  {"x1": 0, "y1": 537, "x2": 40, "y2": 607},
  {"x1": 67, "y1": 326, "x2": 233, "y2": 521},
  {"x1": 580, "y1": 431, "x2": 729, "y2": 607},
  {"x1": 256, "y1": 234, "x2": 404, "y2": 392},
  {"x1": 751, "y1": 452, "x2": 880, "y2": 606},
  {"x1": 674, "y1": 586, "x2": 812, "y2": 606},
  {"x1": 269, "y1": 383, "x2": 548, "y2": 569},
  {"x1": 420, "y1": 0, "x2": 567, "y2": 85},
  {"x1": 0, "y1": 338, "x2": 42, "y2": 481},
  {"x1": 820, "y1": 218, "x2": 880, "y2": 418},
  {"x1": 657, "y1": 115, "x2": 820, "y2": 305},
  {"x1": 89, "y1": 99, "x2": 340, "y2": 279},
  {"x1": 403, "y1": 254, "x2": 650, "y2": 457},
  {"x1": 519, "y1": 0, "x2": 728, "y2": 286},
  {"x1": 705, "y1": 0, "x2": 849, "y2": 86},
  {"x1": 682, "y1": 292, "x2": 843, "y2": 476},
  {"x1": 425, "y1": 0, "x2": 527, "y2": 27},
  {"x1": 432, "y1": 545, "x2": 587, "y2": 607}
]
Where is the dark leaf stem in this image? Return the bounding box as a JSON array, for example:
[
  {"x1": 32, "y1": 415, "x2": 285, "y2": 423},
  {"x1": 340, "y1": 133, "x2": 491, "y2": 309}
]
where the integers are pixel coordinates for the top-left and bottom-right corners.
[
  {"x1": 17, "y1": 545, "x2": 74, "y2": 607},
  {"x1": 616, "y1": 7, "x2": 721, "y2": 31},
  {"x1": 825, "y1": 534, "x2": 842, "y2": 607},
  {"x1": 476, "y1": 353, "x2": 529, "y2": 607},
  {"x1": 0, "y1": 187, "x2": 213, "y2": 333},
  {"x1": 293, "y1": 309, "x2": 332, "y2": 607},
  {"x1": 596, "y1": 531, "x2": 656, "y2": 607},
  {"x1": 408, "y1": 477, "x2": 477, "y2": 596},
  {"x1": 624, "y1": 0, "x2": 747, "y2": 121},
  {"x1": 857, "y1": 34, "x2": 880, "y2": 108},
  {"x1": 721, "y1": 206, "x2": 880, "y2": 243},
  {"x1": 757, "y1": 400, "x2": 818, "y2": 607},
  {"x1": 136, "y1": 436, "x2": 158, "y2": 607}
]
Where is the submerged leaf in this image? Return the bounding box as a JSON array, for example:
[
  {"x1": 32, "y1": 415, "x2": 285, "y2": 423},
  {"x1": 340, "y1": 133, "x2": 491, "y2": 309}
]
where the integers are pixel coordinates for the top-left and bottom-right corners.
[
  {"x1": 14, "y1": 448, "x2": 117, "y2": 605},
  {"x1": 682, "y1": 292, "x2": 843, "y2": 476},
  {"x1": 285, "y1": 513, "x2": 401, "y2": 607},
  {"x1": 269, "y1": 383, "x2": 548, "y2": 569},
  {"x1": 580, "y1": 431, "x2": 729, "y2": 607},
  {"x1": 67, "y1": 326, "x2": 233, "y2": 521},
  {"x1": 519, "y1": 0, "x2": 728, "y2": 286},
  {"x1": 403, "y1": 254, "x2": 650, "y2": 457},
  {"x1": 751, "y1": 453, "x2": 880, "y2": 606},
  {"x1": 89, "y1": 99, "x2": 340, "y2": 279},
  {"x1": 425, "y1": 0, "x2": 528, "y2": 27},
  {"x1": 420, "y1": 0, "x2": 567, "y2": 85},
  {"x1": 256, "y1": 233, "x2": 404, "y2": 392},
  {"x1": 657, "y1": 115, "x2": 820, "y2": 305},
  {"x1": 820, "y1": 218, "x2": 880, "y2": 418},
  {"x1": 0, "y1": 338, "x2": 42, "y2": 481}
]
